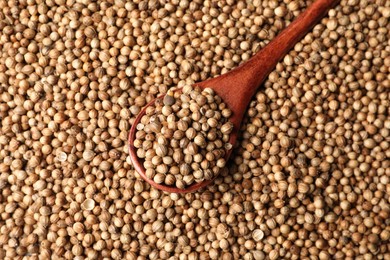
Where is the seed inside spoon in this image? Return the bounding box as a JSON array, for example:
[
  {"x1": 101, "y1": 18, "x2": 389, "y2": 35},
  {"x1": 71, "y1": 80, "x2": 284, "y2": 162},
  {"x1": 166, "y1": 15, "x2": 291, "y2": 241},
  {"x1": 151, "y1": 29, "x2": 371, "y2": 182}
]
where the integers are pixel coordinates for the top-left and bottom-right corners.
[
  {"x1": 163, "y1": 91, "x2": 176, "y2": 106},
  {"x1": 133, "y1": 85, "x2": 234, "y2": 189}
]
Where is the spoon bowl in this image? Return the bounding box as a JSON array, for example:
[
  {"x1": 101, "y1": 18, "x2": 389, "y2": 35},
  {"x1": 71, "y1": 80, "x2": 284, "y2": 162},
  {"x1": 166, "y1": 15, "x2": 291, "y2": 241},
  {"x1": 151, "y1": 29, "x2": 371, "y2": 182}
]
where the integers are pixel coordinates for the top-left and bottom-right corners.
[
  {"x1": 129, "y1": 0, "x2": 340, "y2": 193},
  {"x1": 128, "y1": 89, "x2": 231, "y2": 193}
]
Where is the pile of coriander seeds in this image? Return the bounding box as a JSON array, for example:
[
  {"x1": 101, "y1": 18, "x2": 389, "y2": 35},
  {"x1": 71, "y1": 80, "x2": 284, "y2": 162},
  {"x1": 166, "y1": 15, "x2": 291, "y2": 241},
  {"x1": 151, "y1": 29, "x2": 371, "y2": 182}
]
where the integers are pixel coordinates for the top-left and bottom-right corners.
[
  {"x1": 134, "y1": 85, "x2": 233, "y2": 189},
  {"x1": 0, "y1": 0, "x2": 389, "y2": 259}
]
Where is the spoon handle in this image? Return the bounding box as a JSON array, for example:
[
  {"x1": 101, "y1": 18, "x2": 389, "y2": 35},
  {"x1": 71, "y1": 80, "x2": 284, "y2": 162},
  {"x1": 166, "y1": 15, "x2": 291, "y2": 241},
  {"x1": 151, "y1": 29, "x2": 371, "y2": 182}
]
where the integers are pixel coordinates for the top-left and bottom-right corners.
[
  {"x1": 243, "y1": 0, "x2": 340, "y2": 87},
  {"x1": 202, "y1": 0, "x2": 340, "y2": 132}
]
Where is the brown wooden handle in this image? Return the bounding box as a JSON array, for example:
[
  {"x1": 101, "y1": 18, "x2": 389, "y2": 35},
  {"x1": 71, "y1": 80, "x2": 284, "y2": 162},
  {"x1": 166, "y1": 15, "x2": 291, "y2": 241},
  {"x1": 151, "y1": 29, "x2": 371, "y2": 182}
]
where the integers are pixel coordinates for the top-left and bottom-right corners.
[
  {"x1": 249, "y1": 0, "x2": 340, "y2": 82},
  {"x1": 202, "y1": 0, "x2": 340, "y2": 134}
]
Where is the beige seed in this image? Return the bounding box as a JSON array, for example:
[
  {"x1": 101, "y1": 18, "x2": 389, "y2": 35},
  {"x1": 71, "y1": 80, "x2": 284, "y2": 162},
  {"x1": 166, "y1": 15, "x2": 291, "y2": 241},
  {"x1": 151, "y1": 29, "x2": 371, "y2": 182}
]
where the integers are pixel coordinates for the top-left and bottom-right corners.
[
  {"x1": 81, "y1": 199, "x2": 95, "y2": 211},
  {"x1": 186, "y1": 143, "x2": 198, "y2": 155},
  {"x1": 83, "y1": 150, "x2": 95, "y2": 162},
  {"x1": 194, "y1": 135, "x2": 206, "y2": 147},
  {"x1": 155, "y1": 144, "x2": 168, "y2": 157},
  {"x1": 221, "y1": 122, "x2": 234, "y2": 134},
  {"x1": 57, "y1": 152, "x2": 67, "y2": 162},
  {"x1": 153, "y1": 173, "x2": 165, "y2": 184},
  {"x1": 252, "y1": 229, "x2": 264, "y2": 241},
  {"x1": 164, "y1": 174, "x2": 176, "y2": 186}
]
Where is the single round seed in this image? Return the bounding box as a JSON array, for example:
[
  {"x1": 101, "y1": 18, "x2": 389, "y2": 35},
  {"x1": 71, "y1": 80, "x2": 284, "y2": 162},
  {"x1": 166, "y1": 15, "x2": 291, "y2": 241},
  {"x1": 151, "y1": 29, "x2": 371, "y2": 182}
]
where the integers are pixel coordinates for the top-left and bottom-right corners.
[
  {"x1": 194, "y1": 135, "x2": 206, "y2": 148},
  {"x1": 83, "y1": 150, "x2": 95, "y2": 162},
  {"x1": 252, "y1": 229, "x2": 264, "y2": 242},
  {"x1": 163, "y1": 95, "x2": 176, "y2": 106},
  {"x1": 81, "y1": 199, "x2": 95, "y2": 211},
  {"x1": 221, "y1": 122, "x2": 234, "y2": 134},
  {"x1": 156, "y1": 144, "x2": 168, "y2": 157},
  {"x1": 57, "y1": 152, "x2": 67, "y2": 162}
]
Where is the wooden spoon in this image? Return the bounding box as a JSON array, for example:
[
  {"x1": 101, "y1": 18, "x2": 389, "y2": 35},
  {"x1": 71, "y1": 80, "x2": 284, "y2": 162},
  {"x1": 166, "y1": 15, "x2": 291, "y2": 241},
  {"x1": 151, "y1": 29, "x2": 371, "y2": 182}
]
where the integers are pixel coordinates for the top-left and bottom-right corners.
[{"x1": 129, "y1": 0, "x2": 339, "y2": 193}]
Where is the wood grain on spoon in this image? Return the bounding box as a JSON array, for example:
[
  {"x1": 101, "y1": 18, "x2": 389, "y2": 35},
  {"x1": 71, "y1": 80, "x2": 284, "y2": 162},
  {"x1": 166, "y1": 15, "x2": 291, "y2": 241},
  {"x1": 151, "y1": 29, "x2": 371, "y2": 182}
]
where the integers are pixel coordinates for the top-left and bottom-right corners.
[{"x1": 129, "y1": 0, "x2": 340, "y2": 193}]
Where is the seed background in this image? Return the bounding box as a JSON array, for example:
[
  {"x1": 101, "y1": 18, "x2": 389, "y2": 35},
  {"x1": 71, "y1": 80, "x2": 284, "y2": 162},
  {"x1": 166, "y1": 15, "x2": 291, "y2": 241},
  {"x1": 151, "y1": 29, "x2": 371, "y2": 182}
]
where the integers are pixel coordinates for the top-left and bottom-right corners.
[{"x1": 0, "y1": 0, "x2": 389, "y2": 259}]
